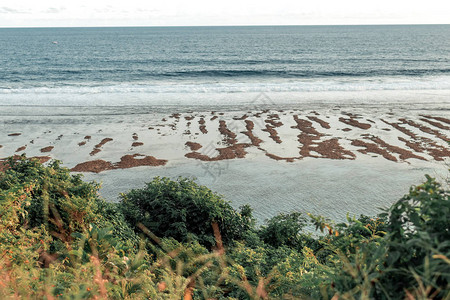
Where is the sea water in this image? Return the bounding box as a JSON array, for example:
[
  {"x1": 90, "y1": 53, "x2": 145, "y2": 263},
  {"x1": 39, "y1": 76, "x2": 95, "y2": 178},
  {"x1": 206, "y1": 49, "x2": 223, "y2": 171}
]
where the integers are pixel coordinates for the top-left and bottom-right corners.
[{"x1": 0, "y1": 25, "x2": 449, "y2": 109}]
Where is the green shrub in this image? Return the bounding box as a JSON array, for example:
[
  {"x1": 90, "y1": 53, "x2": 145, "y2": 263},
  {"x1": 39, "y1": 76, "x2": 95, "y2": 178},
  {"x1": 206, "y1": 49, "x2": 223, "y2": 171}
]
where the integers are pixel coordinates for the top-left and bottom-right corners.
[
  {"x1": 0, "y1": 156, "x2": 101, "y2": 237},
  {"x1": 1, "y1": 156, "x2": 449, "y2": 299},
  {"x1": 119, "y1": 177, "x2": 254, "y2": 247},
  {"x1": 0, "y1": 156, "x2": 136, "y2": 247},
  {"x1": 0, "y1": 156, "x2": 156, "y2": 299},
  {"x1": 259, "y1": 212, "x2": 311, "y2": 249},
  {"x1": 383, "y1": 175, "x2": 450, "y2": 298}
]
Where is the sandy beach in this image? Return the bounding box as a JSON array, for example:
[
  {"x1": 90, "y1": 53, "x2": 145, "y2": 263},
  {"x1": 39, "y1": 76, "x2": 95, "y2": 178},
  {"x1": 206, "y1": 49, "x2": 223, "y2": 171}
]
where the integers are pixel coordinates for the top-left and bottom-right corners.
[{"x1": 1, "y1": 103, "x2": 449, "y2": 223}]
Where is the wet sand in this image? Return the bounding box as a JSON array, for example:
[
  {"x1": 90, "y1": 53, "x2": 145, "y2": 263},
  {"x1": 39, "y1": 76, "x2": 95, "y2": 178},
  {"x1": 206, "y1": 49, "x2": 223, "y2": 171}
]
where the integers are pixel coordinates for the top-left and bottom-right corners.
[{"x1": 1, "y1": 106, "x2": 449, "y2": 222}]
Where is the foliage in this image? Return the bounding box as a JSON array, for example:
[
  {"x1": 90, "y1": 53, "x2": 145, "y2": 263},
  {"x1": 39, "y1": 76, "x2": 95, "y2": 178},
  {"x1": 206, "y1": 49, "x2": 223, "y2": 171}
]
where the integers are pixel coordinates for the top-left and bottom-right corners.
[
  {"x1": 382, "y1": 175, "x2": 450, "y2": 298},
  {"x1": 0, "y1": 156, "x2": 449, "y2": 299},
  {"x1": 120, "y1": 176, "x2": 253, "y2": 247},
  {"x1": 0, "y1": 155, "x2": 138, "y2": 247},
  {"x1": 258, "y1": 212, "x2": 317, "y2": 250}
]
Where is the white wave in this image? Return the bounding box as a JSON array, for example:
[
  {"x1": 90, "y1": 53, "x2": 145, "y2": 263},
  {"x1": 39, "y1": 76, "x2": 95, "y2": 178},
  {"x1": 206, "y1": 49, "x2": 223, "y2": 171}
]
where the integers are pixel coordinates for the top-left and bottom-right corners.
[
  {"x1": 1, "y1": 76, "x2": 449, "y2": 107},
  {"x1": 2, "y1": 76, "x2": 450, "y2": 94}
]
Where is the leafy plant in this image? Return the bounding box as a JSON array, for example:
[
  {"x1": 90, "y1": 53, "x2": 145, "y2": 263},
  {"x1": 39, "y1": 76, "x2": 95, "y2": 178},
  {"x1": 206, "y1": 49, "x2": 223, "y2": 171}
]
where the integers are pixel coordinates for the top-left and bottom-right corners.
[
  {"x1": 383, "y1": 175, "x2": 450, "y2": 298},
  {"x1": 259, "y1": 212, "x2": 309, "y2": 249},
  {"x1": 1, "y1": 156, "x2": 449, "y2": 299},
  {"x1": 120, "y1": 176, "x2": 253, "y2": 247}
]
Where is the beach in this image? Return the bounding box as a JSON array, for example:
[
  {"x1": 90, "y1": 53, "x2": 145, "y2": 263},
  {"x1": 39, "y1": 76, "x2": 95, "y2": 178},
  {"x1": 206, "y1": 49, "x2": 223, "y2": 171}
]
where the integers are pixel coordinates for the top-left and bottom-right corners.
[{"x1": 1, "y1": 101, "x2": 448, "y2": 223}]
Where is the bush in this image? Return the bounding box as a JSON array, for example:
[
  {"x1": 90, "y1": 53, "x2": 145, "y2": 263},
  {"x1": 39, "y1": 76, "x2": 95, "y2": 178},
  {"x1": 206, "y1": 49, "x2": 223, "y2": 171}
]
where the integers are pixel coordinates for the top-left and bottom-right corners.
[
  {"x1": 1, "y1": 156, "x2": 449, "y2": 299},
  {"x1": 120, "y1": 177, "x2": 254, "y2": 248},
  {"x1": 0, "y1": 156, "x2": 100, "y2": 237},
  {"x1": 0, "y1": 156, "x2": 155, "y2": 298},
  {"x1": 383, "y1": 175, "x2": 450, "y2": 298},
  {"x1": 0, "y1": 156, "x2": 136, "y2": 246},
  {"x1": 259, "y1": 212, "x2": 311, "y2": 249}
]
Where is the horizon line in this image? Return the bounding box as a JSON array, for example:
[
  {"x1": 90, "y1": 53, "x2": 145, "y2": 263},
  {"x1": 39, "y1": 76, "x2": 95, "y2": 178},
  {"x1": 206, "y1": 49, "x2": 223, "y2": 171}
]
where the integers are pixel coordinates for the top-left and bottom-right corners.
[{"x1": 1, "y1": 23, "x2": 449, "y2": 29}]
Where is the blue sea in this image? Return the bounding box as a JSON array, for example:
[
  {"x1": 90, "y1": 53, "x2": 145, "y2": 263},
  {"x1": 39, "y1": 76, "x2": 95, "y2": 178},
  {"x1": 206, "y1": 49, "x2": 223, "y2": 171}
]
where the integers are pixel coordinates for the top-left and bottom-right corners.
[{"x1": 0, "y1": 25, "x2": 449, "y2": 108}]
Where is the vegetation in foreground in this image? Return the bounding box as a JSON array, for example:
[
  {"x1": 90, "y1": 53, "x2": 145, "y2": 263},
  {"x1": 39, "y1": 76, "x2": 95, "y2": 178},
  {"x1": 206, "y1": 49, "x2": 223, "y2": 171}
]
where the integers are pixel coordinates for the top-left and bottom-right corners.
[{"x1": 0, "y1": 156, "x2": 449, "y2": 299}]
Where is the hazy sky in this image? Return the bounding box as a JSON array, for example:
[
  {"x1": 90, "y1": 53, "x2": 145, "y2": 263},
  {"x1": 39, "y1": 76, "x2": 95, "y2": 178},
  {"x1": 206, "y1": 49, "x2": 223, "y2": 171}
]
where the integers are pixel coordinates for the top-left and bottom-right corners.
[{"x1": 0, "y1": 0, "x2": 449, "y2": 27}]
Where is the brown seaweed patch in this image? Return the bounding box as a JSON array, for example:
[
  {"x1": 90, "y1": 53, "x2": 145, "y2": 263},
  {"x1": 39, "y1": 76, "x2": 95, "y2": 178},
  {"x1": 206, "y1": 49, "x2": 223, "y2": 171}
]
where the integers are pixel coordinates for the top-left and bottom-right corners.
[
  {"x1": 368, "y1": 136, "x2": 426, "y2": 161},
  {"x1": 268, "y1": 113, "x2": 280, "y2": 119},
  {"x1": 185, "y1": 122, "x2": 252, "y2": 161},
  {"x1": 419, "y1": 118, "x2": 449, "y2": 130},
  {"x1": 339, "y1": 117, "x2": 371, "y2": 130},
  {"x1": 292, "y1": 116, "x2": 321, "y2": 136},
  {"x1": 15, "y1": 145, "x2": 27, "y2": 152},
  {"x1": 399, "y1": 136, "x2": 450, "y2": 161},
  {"x1": 40, "y1": 146, "x2": 54, "y2": 153},
  {"x1": 265, "y1": 153, "x2": 296, "y2": 162},
  {"x1": 90, "y1": 138, "x2": 113, "y2": 156},
  {"x1": 185, "y1": 143, "x2": 250, "y2": 161},
  {"x1": 400, "y1": 118, "x2": 449, "y2": 142},
  {"x1": 424, "y1": 145, "x2": 450, "y2": 161},
  {"x1": 381, "y1": 119, "x2": 416, "y2": 138},
  {"x1": 397, "y1": 137, "x2": 424, "y2": 153},
  {"x1": 90, "y1": 149, "x2": 101, "y2": 156},
  {"x1": 313, "y1": 138, "x2": 356, "y2": 160},
  {"x1": 71, "y1": 160, "x2": 114, "y2": 173},
  {"x1": 185, "y1": 141, "x2": 202, "y2": 151},
  {"x1": 115, "y1": 154, "x2": 167, "y2": 169},
  {"x1": 291, "y1": 116, "x2": 324, "y2": 158},
  {"x1": 199, "y1": 125, "x2": 208, "y2": 134},
  {"x1": 351, "y1": 140, "x2": 397, "y2": 162},
  {"x1": 131, "y1": 142, "x2": 144, "y2": 147},
  {"x1": 233, "y1": 114, "x2": 248, "y2": 120},
  {"x1": 218, "y1": 120, "x2": 237, "y2": 145},
  {"x1": 71, "y1": 154, "x2": 167, "y2": 173},
  {"x1": 307, "y1": 116, "x2": 331, "y2": 129},
  {"x1": 265, "y1": 119, "x2": 283, "y2": 127},
  {"x1": 262, "y1": 125, "x2": 282, "y2": 143},
  {"x1": 389, "y1": 120, "x2": 450, "y2": 161},
  {"x1": 198, "y1": 118, "x2": 208, "y2": 134},
  {"x1": 421, "y1": 115, "x2": 450, "y2": 125},
  {"x1": 79, "y1": 135, "x2": 92, "y2": 146},
  {"x1": 242, "y1": 120, "x2": 263, "y2": 147}
]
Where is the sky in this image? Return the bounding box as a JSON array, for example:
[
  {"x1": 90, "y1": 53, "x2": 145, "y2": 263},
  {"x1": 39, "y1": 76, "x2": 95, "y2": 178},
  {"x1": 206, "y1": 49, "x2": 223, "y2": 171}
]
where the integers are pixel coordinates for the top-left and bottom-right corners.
[{"x1": 0, "y1": 0, "x2": 449, "y2": 27}]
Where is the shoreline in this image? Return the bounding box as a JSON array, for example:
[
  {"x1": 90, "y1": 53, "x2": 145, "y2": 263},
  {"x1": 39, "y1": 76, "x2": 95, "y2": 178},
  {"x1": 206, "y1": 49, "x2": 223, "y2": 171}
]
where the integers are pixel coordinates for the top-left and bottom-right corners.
[{"x1": 1, "y1": 106, "x2": 448, "y2": 222}]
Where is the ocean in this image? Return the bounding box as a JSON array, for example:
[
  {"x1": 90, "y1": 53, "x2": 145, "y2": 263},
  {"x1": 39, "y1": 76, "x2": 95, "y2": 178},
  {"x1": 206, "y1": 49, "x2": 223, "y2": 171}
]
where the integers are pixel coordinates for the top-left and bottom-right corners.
[{"x1": 0, "y1": 25, "x2": 449, "y2": 109}]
